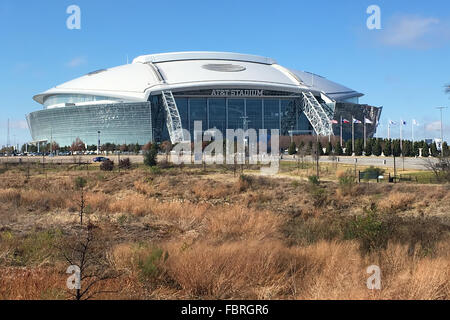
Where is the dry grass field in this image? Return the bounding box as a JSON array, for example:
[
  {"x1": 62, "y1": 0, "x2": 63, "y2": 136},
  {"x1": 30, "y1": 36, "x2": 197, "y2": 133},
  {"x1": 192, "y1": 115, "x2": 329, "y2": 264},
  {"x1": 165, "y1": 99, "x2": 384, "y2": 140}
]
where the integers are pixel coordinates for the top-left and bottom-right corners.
[{"x1": 0, "y1": 161, "x2": 449, "y2": 300}]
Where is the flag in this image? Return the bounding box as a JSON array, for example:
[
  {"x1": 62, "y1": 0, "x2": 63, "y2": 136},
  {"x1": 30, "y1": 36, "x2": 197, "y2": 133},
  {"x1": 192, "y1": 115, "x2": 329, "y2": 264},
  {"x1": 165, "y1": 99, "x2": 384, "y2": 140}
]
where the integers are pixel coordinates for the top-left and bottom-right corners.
[
  {"x1": 342, "y1": 119, "x2": 350, "y2": 124},
  {"x1": 401, "y1": 120, "x2": 407, "y2": 125},
  {"x1": 353, "y1": 118, "x2": 362, "y2": 124},
  {"x1": 412, "y1": 119, "x2": 419, "y2": 126},
  {"x1": 331, "y1": 120, "x2": 339, "y2": 124},
  {"x1": 364, "y1": 118, "x2": 373, "y2": 124},
  {"x1": 389, "y1": 120, "x2": 397, "y2": 125}
]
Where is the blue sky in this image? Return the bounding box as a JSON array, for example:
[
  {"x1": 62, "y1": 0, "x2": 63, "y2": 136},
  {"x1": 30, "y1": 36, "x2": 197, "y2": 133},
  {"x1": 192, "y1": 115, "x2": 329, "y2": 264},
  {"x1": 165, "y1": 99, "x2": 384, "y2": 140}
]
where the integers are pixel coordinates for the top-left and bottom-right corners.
[{"x1": 0, "y1": 0, "x2": 449, "y2": 146}]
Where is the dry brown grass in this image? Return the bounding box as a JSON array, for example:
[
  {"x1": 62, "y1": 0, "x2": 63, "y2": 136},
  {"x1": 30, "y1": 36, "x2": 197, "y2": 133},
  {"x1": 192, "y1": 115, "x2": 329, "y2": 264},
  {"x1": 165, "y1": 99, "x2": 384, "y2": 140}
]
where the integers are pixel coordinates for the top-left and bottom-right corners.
[
  {"x1": 163, "y1": 240, "x2": 294, "y2": 299},
  {"x1": 1, "y1": 166, "x2": 449, "y2": 300},
  {"x1": 0, "y1": 188, "x2": 68, "y2": 210},
  {"x1": 0, "y1": 267, "x2": 67, "y2": 300},
  {"x1": 378, "y1": 192, "x2": 416, "y2": 213},
  {"x1": 206, "y1": 206, "x2": 283, "y2": 242}
]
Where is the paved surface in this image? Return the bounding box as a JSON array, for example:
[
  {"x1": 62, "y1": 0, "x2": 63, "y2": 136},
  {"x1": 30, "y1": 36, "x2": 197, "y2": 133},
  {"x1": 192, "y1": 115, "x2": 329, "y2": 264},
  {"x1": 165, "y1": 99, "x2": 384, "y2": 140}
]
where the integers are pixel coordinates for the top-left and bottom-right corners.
[
  {"x1": 283, "y1": 155, "x2": 436, "y2": 171},
  {"x1": 0, "y1": 154, "x2": 437, "y2": 171}
]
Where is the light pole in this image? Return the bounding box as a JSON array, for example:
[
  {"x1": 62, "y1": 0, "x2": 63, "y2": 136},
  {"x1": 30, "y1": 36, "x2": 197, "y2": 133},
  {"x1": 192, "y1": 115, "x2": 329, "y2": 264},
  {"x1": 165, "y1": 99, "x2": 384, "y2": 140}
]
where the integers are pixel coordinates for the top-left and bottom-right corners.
[
  {"x1": 436, "y1": 107, "x2": 448, "y2": 156},
  {"x1": 97, "y1": 131, "x2": 101, "y2": 155}
]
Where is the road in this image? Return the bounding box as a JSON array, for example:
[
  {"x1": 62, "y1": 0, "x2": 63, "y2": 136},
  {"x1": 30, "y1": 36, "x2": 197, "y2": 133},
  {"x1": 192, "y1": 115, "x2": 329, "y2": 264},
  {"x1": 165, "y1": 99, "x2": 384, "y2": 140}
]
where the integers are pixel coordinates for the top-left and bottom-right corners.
[
  {"x1": 283, "y1": 155, "x2": 436, "y2": 171},
  {"x1": 0, "y1": 154, "x2": 437, "y2": 171}
]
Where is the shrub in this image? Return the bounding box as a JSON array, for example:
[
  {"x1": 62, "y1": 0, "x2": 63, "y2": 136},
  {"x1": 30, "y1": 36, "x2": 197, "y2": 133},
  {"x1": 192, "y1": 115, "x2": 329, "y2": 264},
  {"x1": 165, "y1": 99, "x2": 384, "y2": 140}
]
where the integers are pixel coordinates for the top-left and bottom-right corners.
[
  {"x1": 144, "y1": 143, "x2": 158, "y2": 167},
  {"x1": 308, "y1": 175, "x2": 320, "y2": 186},
  {"x1": 74, "y1": 176, "x2": 87, "y2": 189},
  {"x1": 288, "y1": 142, "x2": 297, "y2": 155},
  {"x1": 337, "y1": 170, "x2": 356, "y2": 196},
  {"x1": 334, "y1": 142, "x2": 343, "y2": 156},
  {"x1": 119, "y1": 158, "x2": 131, "y2": 170},
  {"x1": 149, "y1": 166, "x2": 161, "y2": 175},
  {"x1": 138, "y1": 246, "x2": 168, "y2": 281},
  {"x1": 100, "y1": 159, "x2": 114, "y2": 171},
  {"x1": 361, "y1": 166, "x2": 385, "y2": 180},
  {"x1": 237, "y1": 174, "x2": 253, "y2": 192},
  {"x1": 344, "y1": 205, "x2": 387, "y2": 252},
  {"x1": 308, "y1": 176, "x2": 327, "y2": 207}
]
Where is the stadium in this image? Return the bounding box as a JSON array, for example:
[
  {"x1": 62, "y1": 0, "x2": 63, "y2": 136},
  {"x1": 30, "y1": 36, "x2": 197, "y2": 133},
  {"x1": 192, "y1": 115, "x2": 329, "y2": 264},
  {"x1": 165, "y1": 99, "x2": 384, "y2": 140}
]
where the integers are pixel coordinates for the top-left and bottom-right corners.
[{"x1": 27, "y1": 51, "x2": 382, "y2": 147}]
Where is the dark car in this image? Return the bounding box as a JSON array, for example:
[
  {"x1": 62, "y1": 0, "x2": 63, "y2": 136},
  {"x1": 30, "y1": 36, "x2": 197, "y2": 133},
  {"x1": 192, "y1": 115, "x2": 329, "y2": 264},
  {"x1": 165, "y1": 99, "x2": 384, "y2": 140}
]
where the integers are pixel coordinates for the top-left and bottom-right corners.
[{"x1": 93, "y1": 157, "x2": 110, "y2": 163}]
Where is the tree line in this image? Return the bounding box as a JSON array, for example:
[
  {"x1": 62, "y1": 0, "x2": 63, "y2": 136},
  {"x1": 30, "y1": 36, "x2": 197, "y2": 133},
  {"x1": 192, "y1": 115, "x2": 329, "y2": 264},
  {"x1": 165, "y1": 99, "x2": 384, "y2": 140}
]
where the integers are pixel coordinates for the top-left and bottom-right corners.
[{"x1": 288, "y1": 138, "x2": 449, "y2": 158}]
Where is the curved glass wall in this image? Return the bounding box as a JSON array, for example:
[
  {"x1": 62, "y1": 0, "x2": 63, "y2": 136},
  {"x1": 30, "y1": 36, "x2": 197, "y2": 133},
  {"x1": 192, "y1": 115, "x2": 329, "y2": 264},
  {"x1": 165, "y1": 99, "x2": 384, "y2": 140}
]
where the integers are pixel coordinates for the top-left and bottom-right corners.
[
  {"x1": 44, "y1": 94, "x2": 122, "y2": 109},
  {"x1": 27, "y1": 102, "x2": 152, "y2": 147}
]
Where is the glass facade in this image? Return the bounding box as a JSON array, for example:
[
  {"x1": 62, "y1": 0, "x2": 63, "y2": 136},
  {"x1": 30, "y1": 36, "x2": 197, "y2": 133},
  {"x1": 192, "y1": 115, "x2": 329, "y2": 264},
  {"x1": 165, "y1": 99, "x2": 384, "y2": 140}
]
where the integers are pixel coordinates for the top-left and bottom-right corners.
[
  {"x1": 27, "y1": 102, "x2": 152, "y2": 147},
  {"x1": 227, "y1": 99, "x2": 245, "y2": 130},
  {"x1": 174, "y1": 96, "x2": 312, "y2": 138},
  {"x1": 27, "y1": 92, "x2": 315, "y2": 148},
  {"x1": 189, "y1": 98, "x2": 207, "y2": 136},
  {"x1": 246, "y1": 99, "x2": 263, "y2": 131},
  {"x1": 208, "y1": 98, "x2": 226, "y2": 133}
]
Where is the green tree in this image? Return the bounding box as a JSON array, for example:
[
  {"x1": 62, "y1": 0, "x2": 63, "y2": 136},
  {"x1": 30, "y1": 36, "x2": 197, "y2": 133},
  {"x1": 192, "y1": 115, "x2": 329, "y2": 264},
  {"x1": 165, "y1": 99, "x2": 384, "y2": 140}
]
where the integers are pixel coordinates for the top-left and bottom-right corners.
[
  {"x1": 402, "y1": 140, "x2": 413, "y2": 157},
  {"x1": 442, "y1": 142, "x2": 449, "y2": 157},
  {"x1": 298, "y1": 141, "x2": 305, "y2": 152},
  {"x1": 383, "y1": 139, "x2": 392, "y2": 157},
  {"x1": 334, "y1": 142, "x2": 343, "y2": 156},
  {"x1": 317, "y1": 141, "x2": 324, "y2": 156},
  {"x1": 372, "y1": 139, "x2": 382, "y2": 156},
  {"x1": 413, "y1": 141, "x2": 421, "y2": 157},
  {"x1": 345, "y1": 140, "x2": 353, "y2": 156},
  {"x1": 325, "y1": 142, "x2": 333, "y2": 155},
  {"x1": 288, "y1": 142, "x2": 297, "y2": 155},
  {"x1": 134, "y1": 143, "x2": 141, "y2": 154},
  {"x1": 354, "y1": 139, "x2": 364, "y2": 156},
  {"x1": 430, "y1": 142, "x2": 439, "y2": 157},
  {"x1": 364, "y1": 139, "x2": 373, "y2": 156},
  {"x1": 144, "y1": 143, "x2": 159, "y2": 167},
  {"x1": 392, "y1": 140, "x2": 402, "y2": 157},
  {"x1": 422, "y1": 142, "x2": 430, "y2": 157}
]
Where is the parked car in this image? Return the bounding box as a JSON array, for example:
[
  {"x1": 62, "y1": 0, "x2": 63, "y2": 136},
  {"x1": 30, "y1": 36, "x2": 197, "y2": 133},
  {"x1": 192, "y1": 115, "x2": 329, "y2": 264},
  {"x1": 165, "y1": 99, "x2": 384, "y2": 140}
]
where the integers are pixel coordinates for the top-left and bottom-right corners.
[{"x1": 93, "y1": 157, "x2": 110, "y2": 163}]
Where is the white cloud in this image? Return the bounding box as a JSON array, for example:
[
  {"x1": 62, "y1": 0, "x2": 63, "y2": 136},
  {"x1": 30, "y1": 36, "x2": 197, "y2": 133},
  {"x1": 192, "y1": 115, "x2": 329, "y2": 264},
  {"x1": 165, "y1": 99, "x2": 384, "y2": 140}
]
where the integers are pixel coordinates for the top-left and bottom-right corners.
[
  {"x1": 425, "y1": 121, "x2": 450, "y2": 137},
  {"x1": 11, "y1": 120, "x2": 29, "y2": 130},
  {"x1": 0, "y1": 120, "x2": 29, "y2": 130},
  {"x1": 66, "y1": 56, "x2": 87, "y2": 68},
  {"x1": 426, "y1": 121, "x2": 442, "y2": 132},
  {"x1": 378, "y1": 15, "x2": 450, "y2": 49}
]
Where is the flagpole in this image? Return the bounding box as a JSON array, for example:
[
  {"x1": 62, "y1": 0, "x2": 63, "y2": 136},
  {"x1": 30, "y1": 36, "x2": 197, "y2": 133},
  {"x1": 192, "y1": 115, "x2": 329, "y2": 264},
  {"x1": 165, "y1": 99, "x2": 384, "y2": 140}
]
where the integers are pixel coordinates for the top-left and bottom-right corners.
[
  {"x1": 364, "y1": 120, "x2": 367, "y2": 149},
  {"x1": 388, "y1": 121, "x2": 391, "y2": 140},
  {"x1": 400, "y1": 119, "x2": 403, "y2": 153},
  {"x1": 412, "y1": 121, "x2": 414, "y2": 143},
  {"x1": 352, "y1": 116, "x2": 355, "y2": 154},
  {"x1": 340, "y1": 116, "x2": 343, "y2": 147}
]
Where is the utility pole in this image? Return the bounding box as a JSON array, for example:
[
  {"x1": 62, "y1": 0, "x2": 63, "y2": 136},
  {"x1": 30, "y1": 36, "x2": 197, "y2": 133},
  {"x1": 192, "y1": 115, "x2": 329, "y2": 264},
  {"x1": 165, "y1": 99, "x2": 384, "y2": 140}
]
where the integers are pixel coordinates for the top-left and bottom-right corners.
[{"x1": 97, "y1": 131, "x2": 101, "y2": 155}]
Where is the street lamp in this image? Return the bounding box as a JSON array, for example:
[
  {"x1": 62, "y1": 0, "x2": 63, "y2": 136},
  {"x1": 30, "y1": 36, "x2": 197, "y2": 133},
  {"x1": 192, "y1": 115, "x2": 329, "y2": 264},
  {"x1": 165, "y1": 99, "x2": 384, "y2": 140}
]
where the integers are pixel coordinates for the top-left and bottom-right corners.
[{"x1": 97, "y1": 131, "x2": 101, "y2": 155}]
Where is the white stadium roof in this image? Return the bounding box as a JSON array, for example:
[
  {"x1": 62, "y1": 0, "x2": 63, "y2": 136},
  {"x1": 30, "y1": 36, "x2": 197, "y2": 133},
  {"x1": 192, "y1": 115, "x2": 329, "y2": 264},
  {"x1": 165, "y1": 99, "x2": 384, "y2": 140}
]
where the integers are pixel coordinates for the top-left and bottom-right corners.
[{"x1": 33, "y1": 51, "x2": 363, "y2": 105}]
